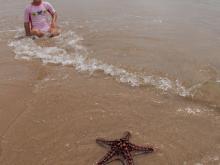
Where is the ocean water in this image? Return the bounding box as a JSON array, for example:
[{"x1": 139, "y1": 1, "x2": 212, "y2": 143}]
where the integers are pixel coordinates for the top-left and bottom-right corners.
[
  {"x1": 5, "y1": 0, "x2": 220, "y2": 105},
  {"x1": 0, "y1": 0, "x2": 220, "y2": 164}
]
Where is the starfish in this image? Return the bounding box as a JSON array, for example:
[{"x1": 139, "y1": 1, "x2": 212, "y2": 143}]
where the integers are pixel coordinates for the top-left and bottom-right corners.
[{"x1": 96, "y1": 131, "x2": 154, "y2": 165}]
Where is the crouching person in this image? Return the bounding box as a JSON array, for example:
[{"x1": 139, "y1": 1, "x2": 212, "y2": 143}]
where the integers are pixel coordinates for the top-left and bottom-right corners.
[{"x1": 24, "y1": 0, "x2": 60, "y2": 38}]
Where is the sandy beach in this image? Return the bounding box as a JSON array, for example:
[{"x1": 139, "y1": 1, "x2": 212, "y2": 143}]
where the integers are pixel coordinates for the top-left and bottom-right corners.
[{"x1": 0, "y1": 0, "x2": 220, "y2": 164}]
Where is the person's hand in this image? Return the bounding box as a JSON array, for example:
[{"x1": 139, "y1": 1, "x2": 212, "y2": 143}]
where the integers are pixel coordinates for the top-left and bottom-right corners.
[{"x1": 50, "y1": 22, "x2": 56, "y2": 29}]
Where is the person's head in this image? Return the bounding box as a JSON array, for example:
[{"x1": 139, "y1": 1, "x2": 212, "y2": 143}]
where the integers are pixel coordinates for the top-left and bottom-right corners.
[{"x1": 32, "y1": 0, "x2": 42, "y2": 5}]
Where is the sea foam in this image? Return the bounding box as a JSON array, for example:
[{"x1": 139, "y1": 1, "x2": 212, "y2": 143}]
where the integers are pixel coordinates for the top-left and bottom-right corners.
[{"x1": 8, "y1": 30, "x2": 192, "y2": 97}]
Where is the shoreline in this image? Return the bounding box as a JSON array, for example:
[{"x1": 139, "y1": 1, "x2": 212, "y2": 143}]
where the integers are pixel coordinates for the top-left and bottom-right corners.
[
  {"x1": 0, "y1": 40, "x2": 219, "y2": 164},
  {"x1": 0, "y1": 0, "x2": 220, "y2": 163}
]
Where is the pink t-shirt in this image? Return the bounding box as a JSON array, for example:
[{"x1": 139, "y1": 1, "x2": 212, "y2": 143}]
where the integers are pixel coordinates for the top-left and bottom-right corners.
[{"x1": 24, "y1": 1, "x2": 56, "y2": 32}]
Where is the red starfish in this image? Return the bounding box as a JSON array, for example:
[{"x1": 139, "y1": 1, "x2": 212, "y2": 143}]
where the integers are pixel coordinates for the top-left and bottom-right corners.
[{"x1": 96, "y1": 132, "x2": 154, "y2": 165}]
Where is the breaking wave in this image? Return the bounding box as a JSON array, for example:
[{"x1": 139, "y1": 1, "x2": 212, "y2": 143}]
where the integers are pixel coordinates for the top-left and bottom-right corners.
[{"x1": 8, "y1": 30, "x2": 198, "y2": 97}]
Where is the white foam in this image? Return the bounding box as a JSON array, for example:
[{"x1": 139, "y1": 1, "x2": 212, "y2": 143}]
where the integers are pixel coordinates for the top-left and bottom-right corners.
[
  {"x1": 177, "y1": 107, "x2": 202, "y2": 115},
  {"x1": 175, "y1": 80, "x2": 191, "y2": 97},
  {"x1": 153, "y1": 19, "x2": 163, "y2": 23},
  {"x1": 0, "y1": 29, "x2": 17, "y2": 33},
  {"x1": 177, "y1": 107, "x2": 212, "y2": 115},
  {"x1": 200, "y1": 155, "x2": 220, "y2": 164},
  {"x1": 8, "y1": 30, "x2": 192, "y2": 96}
]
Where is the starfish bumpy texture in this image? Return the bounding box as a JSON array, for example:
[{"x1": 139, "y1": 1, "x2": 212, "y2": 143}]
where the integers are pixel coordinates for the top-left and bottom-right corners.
[{"x1": 96, "y1": 132, "x2": 154, "y2": 165}]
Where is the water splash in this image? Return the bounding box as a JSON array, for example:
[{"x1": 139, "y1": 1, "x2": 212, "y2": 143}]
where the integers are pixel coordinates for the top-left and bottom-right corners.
[{"x1": 8, "y1": 30, "x2": 192, "y2": 97}]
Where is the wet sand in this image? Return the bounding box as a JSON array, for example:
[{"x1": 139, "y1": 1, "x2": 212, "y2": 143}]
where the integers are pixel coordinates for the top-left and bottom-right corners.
[
  {"x1": 0, "y1": 39, "x2": 219, "y2": 164},
  {"x1": 0, "y1": 0, "x2": 220, "y2": 164}
]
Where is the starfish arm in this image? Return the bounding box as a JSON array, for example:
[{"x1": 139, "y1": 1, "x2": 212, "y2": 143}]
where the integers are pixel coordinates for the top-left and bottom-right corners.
[
  {"x1": 96, "y1": 138, "x2": 115, "y2": 148},
  {"x1": 123, "y1": 151, "x2": 135, "y2": 165},
  {"x1": 129, "y1": 143, "x2": 154, "y2": 155},
  {"x1": 103, "y1": 157, "x2": 126, "y2": 165},
  {"x1": 97, "y1": 150, "x2": 116, "y2": 165},
  {"x1": 122, "y1": 131, "x2": 131, "y2": 141}
]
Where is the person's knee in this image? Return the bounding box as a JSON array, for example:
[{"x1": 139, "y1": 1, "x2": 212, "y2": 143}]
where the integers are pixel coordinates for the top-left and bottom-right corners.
[
  {"x1": 31, "y1": 29, "x2": 44, "y2": 37},
  {"x1": 53, "y1": 30, "x2": 60, "y2": 36},
  {"x1": 50, "y1": 28, "x2": 60, "y2": 37},
  {"x1": 30, "y1": 29, "x2": 38, "y2": 35}
]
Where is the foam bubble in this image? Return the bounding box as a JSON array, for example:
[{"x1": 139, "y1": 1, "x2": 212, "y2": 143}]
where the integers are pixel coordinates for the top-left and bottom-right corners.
[
  {"x1": 177, "y1": 107, "x2": 212, "y2": 115},
  {"x1": 0, "y1": 29, "x2": 17, "y2": 33},
  {"x1": 8, "y1": 30, "x2": 192, "y2": 96},
  {"x1": 177, "y1": 107, "x2": 202, "y2": 115},
  {"x1": 153, "y1": 19, "x2": 163, "y2": 23}
]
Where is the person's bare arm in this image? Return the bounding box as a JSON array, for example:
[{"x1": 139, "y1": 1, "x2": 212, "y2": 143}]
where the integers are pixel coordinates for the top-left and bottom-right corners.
[
  {"x1": 24, "y1": 22, "x2": 31, "y2": 36},
  {"x1": 50, "y1": 12, "x2": 58, "y2": 28}
]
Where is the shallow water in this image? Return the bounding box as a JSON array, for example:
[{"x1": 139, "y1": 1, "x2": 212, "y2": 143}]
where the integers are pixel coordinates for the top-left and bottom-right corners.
[{"x1": 0, "y1": 0, "x2": 219, "y2": 165}]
